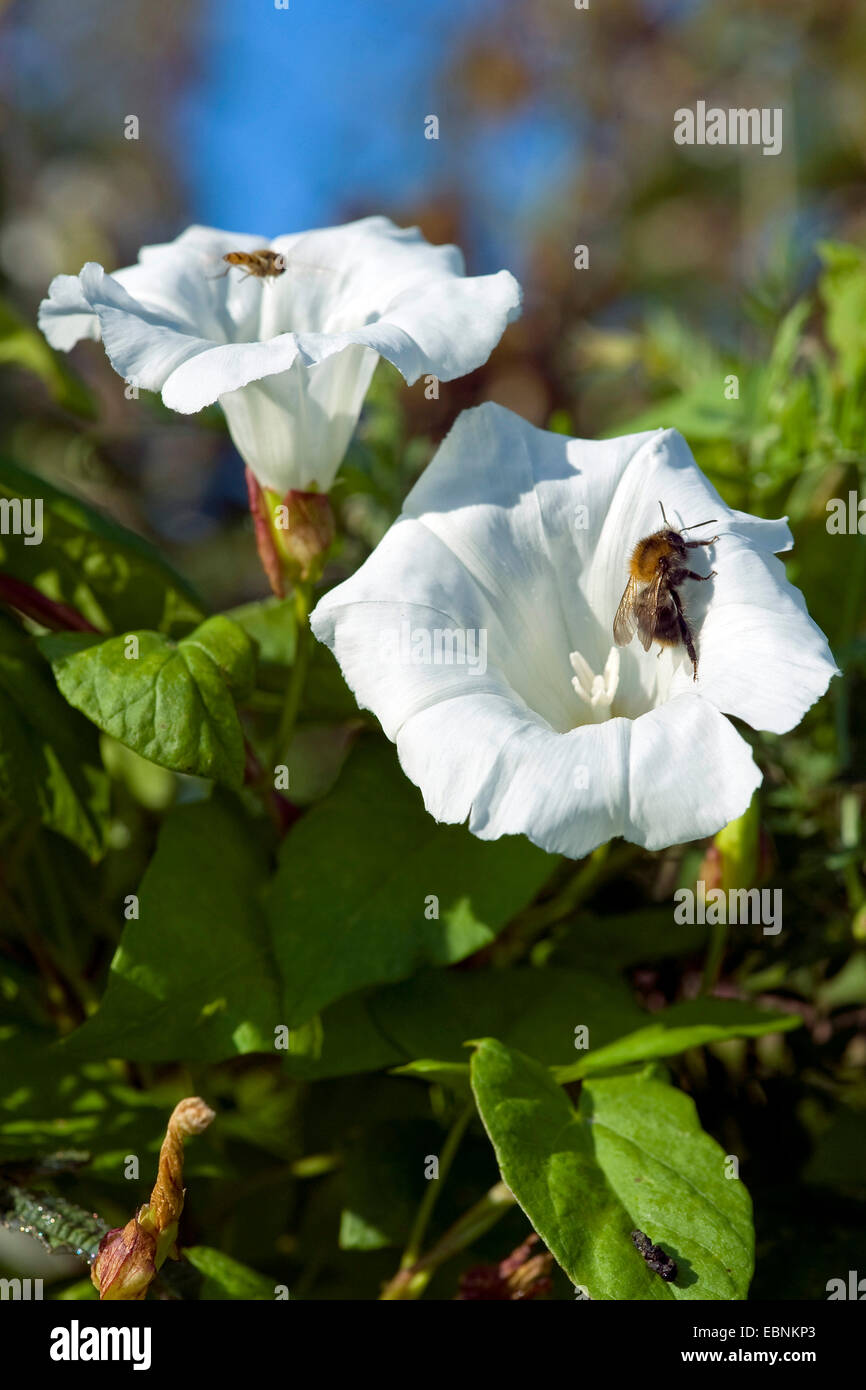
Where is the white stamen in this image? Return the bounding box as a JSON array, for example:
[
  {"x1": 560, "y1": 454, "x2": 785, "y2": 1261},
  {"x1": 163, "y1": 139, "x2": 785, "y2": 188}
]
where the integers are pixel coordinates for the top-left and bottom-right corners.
[{"x1": 570, "y1": 646, "x2": 621, "y2": 721}]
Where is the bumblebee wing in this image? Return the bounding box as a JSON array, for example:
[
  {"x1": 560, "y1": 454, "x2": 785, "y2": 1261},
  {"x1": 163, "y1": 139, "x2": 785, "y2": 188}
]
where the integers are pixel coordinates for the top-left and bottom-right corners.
[
  {"x1": 613, "y1": 576, "x2": 639, "y2": 646},
  {"x1": 635, "y1": 570, "x2": 666, "y2": 652}
]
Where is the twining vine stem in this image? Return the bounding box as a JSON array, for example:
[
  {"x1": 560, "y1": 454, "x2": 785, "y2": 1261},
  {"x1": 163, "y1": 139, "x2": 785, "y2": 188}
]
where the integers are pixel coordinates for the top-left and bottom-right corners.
[{"x1": 270, "y1": 581, "x2": 314, "y2": 768}]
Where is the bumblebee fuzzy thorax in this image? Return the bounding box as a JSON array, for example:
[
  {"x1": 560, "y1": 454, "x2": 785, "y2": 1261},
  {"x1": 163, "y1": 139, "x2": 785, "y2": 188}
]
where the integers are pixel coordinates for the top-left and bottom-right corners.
[{"x1": 630, "y1": 529, "x2": 688, "y2": 582}]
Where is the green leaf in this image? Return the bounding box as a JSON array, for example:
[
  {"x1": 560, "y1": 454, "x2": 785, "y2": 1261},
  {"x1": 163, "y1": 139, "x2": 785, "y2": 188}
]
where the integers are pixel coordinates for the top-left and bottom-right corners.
[
  {"x1": 264, "y1": 740, "x2": 556, "y2": 1025},
  {"x1": 41, "y1": 615, "x2": 256, "y2": 788},
  {"x1": 0, "y1": 1038, "x2": 218, "y2": 1178},
  {"x1": 279, "y1": 992, "x2": 403, "y2": 1079},
  {"x1": 554, "y1": 999, "x2": 803, "y2": 1082},
  {"x1": 471, "y1": 1038, "x2": 754, "y2": 1300},
  {"x1": 0, "y1": 298, "x2": 96, "y2": 418},
  {"x1": 0, "y1": 615, "x2": 108, "y2": 858},
  {"x1": 59, "y1": 796, "x2": 280, "y2": 1062},
  {"x1": 550, "y1": 908, "x2": 709, "y2": 971},
  {"x1": 226, "y1": 595, "x2": 296, "y2": 681},
  {"x1": 390, "y1": 1059, "x2": 472, "y2": 1091},
  {"x1": 182, "y1": 1247, "x2": 275, "y2": 1300},
  {"x1": 372, "y1": 965, "x2": 646, "y2": 1064},
  {"x1": 0, "y1": 458, "x2": 205, "y2": 635},
  {"x1": 281, "y1": 963, "x2": 645, "y2": 1087}
]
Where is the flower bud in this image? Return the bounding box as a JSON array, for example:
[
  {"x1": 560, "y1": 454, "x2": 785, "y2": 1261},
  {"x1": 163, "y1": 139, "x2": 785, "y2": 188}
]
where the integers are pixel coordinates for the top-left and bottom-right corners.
[
  {"x1": 90, "y1": 1213, "x2": 157, "y2": 1301},
  {"x1": 702, "y1": 791, "x2": 763, "y2": 893},
  {"x1": 91, "y1": 1097, "x2": 215, "y2": 1301},
  {"x1": 247, "y1": 468, "x2": 335, "y2": 596}
]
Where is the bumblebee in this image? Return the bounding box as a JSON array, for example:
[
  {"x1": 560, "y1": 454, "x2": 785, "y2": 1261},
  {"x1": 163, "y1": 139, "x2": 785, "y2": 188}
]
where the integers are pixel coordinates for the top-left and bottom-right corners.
[{"x1": 613, "y1": 502, "x2": 718, "y2": 680}]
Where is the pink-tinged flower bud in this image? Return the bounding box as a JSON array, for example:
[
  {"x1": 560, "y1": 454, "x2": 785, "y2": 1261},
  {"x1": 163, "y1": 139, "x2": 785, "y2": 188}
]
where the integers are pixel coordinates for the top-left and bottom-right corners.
[
  {"x1": 91, "y1": 1097, "x2": 215, "y2": 1301},
  {"x1": 246, "y1": 468, "x2": 336, "y2": 596},
  {"x1": 91, "y1": 1213, "x2": 157, "y2": 1301}
]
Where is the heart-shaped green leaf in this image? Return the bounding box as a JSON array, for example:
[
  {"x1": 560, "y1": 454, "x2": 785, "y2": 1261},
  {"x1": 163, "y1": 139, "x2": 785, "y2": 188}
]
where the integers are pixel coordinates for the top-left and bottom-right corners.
[
  {"x1": 40, "y1": 616, "x2": 256, "y2": 788},
  {"x1": 264, "y1": 740, "x2": 556, "y2": 1024},
  {"x1": 471, "y1": 1038, "x2": 753, "y2": 1300}
]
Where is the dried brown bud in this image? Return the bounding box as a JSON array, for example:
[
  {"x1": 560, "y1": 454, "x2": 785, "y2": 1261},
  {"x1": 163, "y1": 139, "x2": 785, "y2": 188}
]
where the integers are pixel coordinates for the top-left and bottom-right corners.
[
  {"x1": 91, "y1": 1097, "x2": 215, "y2": 1301},
  {"x1": 455, "y1": 1233, "x2": 553, "y2": 1301}
]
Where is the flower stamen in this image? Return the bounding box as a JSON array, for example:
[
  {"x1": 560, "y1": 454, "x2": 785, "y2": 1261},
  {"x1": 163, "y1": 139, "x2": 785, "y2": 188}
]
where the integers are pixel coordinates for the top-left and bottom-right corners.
[{"x1": 570, "y1": 646, "x2": 620, "y2": 721}]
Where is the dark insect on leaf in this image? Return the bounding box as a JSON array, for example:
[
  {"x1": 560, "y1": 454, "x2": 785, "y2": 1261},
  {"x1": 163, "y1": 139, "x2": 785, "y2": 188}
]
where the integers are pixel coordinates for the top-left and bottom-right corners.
[{"x1": 631, "y1": 1228, "x2": 678, "y2": 1282}]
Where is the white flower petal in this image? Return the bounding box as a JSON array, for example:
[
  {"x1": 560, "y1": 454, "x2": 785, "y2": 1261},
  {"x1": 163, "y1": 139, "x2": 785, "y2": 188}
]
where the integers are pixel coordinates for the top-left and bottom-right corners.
[
  {"x1": 161, "y1": 335, "x2": 302, "y2": 411},
  {"x1": 38, "y1": 218, "x2": 520, "y2": 495},
  {"x1": 38, "y1": 273, "x2": 103, "y2": 351},
  {"x1": 311, "y1": 510, "x2": 579, "y2": 737},
  {"x1": 312, "y1": 402, "x2": 834, "y2": 858},
  {"x1": 392, "y1": 690, "x2": 761, "y2": 858},
  {"x1": 687, "y1": 538, "x2": 840, "y2": 733},
  {"x1": 72, "y1": 263, "x2": 214, "y2": 393},
  {"x1": 217, "y1": 346, "x2": 378, "y2": 495}
]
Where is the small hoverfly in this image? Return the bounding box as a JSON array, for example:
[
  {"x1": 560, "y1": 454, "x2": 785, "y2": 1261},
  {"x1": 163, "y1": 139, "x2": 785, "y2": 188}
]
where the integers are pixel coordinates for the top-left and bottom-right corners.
[
  {"x1": 631, "y1": 1229, "x2": 678, "y2": 1282},
  {"x1": 210, "y1": 249, "x2": 288, "y2": 282},
  {"x1": 613, "y1": 501, "x2": 718, "y2": 680}
]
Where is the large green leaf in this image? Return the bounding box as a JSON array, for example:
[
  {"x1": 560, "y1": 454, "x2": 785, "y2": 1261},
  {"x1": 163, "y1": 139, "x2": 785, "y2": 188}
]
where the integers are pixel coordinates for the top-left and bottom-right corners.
[
  {"x1": 554, "y1": 999, "x2": 803, "y2": 1082},
  {"x1": 0, "y1": 458, "x2": 204, "y2": 635},
  {"x1": 282, "y1": 965, "x2": 646, "y2": 1086},
  {"x1": 385, "y1": 987, "x2": 801, "y2": 1095},
  {"x1": 41, "y1": 615, "x2": 256, "y2": 788},
  {"x1": 0, "y1": 615, "x2": 108, "y2": 858},
  {"x1": 471, "y1": 1038, "x2": 754, "y2": 1300},
  {"x1": 0, "y1": 1041, "x2": 220, "y2": 1179},
  {"x1": 264, "y1": 740, "x2": 556, "y2": 1025},
  {"x1": 278, "y1": 992, "x2": 403, "y2": 1079},
  {"x1": 60, "y1": 796, "x2": 280, "y2": 1062},
  {"x1": 373, "y1": 966, "x2": 645, "y2": 1065},
  {"x1": 550, "y1": 908, "x2": 709, "y2": 971}
]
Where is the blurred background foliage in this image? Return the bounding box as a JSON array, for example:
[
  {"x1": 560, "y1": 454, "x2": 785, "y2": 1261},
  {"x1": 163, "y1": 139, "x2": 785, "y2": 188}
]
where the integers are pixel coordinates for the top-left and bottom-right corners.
[{"x1": 0, "y1": 0, "x2": 865, "y2": 1300}]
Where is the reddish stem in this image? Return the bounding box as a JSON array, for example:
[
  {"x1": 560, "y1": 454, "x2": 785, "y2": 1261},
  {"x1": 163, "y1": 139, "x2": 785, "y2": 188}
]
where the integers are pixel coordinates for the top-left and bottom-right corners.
[{"x1": 0, "y1": 573, "x2": 100, "y2": 633}]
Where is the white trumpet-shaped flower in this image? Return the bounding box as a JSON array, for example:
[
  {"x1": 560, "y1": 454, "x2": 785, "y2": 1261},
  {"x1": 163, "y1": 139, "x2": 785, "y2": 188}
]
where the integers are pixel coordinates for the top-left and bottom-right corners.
[
  {"x1": 311, "y1": 403, "x2": 838, "y2": 859},
  {"x1": 38, "y1": 218, "x2": 521, "y2": 496}
]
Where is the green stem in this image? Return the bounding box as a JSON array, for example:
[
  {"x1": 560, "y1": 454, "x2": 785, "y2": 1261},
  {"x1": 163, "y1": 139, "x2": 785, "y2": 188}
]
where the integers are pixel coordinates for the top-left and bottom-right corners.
[
  {"x1": 490, "y1": 842, "x2": 638, "y2": 966},
  {"x1": 269, "y1": 583, "x2": 313, "y2": 768},
  {"x1": 380, "y1": 1181, "x2": 515, "y2": 1301},
  {"x1": 701, "y1": 918, "x2": 729, "y2": 995},
  {"x1": 400, "y1": 1103, "x2": 473, "y2": 1272}
]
